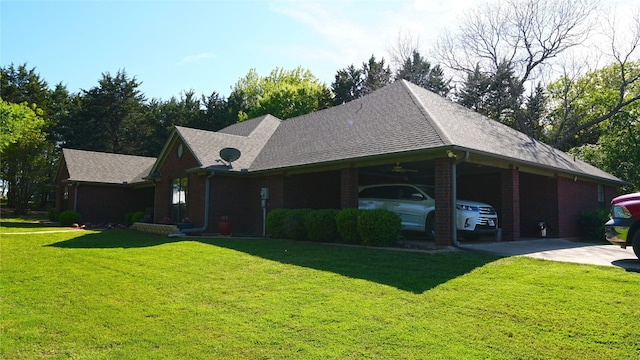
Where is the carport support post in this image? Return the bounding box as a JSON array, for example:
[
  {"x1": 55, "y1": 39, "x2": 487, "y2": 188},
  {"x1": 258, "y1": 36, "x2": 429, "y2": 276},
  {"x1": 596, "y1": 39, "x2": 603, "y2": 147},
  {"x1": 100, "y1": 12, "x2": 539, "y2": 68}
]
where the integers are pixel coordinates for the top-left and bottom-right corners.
[
  {"x1": 501, "y1": 168, "x2": 520, "y2": 241},
  {"x1": 434, "y1": 158, "x2": 453, "y2": 246},
  {"x1": 340, "y1": 167, "x2": 359, "y2": 209}
]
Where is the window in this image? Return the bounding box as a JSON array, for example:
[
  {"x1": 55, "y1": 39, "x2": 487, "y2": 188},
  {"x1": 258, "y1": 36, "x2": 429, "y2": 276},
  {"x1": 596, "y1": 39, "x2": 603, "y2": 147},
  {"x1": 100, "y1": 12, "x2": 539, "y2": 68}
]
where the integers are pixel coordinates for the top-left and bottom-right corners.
[
  {"x1": 598, "y1": 184, "x2": 604, "y2": 208},
  {"x1": 170, "y1": 177, "x2": 188, "y2": 222},
  {"x1": 63, "y1": 186, "x2": 69, "y2": 200}
]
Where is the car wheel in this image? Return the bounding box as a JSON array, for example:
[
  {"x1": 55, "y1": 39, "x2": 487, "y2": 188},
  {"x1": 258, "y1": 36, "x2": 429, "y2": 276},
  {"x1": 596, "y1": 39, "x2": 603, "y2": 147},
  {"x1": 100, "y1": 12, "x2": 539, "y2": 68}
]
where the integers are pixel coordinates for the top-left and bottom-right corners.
[
  {"x1": 633, "y1": 231, "x2": 640, "y2": 260},
  {"x1": 425, "y1": 213, "x2": 435, "y2": 240}
]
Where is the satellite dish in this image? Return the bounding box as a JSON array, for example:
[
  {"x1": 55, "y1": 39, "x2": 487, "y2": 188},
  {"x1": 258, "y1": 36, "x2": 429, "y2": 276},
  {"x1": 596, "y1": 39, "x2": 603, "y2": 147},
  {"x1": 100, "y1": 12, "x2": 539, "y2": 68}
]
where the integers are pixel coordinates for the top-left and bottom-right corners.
[{"x1": 219, "y1": 147, "x2": 241, "y2": 168}]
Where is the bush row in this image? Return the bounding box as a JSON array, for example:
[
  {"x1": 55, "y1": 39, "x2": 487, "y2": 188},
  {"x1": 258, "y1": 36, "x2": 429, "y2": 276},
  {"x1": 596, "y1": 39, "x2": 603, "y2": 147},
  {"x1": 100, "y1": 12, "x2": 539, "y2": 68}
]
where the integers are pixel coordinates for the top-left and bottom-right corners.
[{"x1": 266, "y1": 208, "x2": 401, "y2": 247}]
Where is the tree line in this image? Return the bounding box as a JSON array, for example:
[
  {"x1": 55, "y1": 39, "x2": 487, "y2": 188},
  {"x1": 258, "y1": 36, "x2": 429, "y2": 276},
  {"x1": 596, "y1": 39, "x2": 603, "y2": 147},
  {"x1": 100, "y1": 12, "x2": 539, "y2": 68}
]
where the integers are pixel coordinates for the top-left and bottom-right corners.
[{"x1": 2, "y1": 0, "x2": 639, "y2": 214}]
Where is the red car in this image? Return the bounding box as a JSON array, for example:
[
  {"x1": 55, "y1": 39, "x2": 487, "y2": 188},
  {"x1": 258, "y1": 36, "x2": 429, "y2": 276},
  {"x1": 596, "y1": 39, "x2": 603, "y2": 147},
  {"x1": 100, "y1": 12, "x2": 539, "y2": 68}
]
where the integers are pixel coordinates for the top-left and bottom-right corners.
[{"x1": 605, "y1": 192, "x2": 640, "y2": 259}]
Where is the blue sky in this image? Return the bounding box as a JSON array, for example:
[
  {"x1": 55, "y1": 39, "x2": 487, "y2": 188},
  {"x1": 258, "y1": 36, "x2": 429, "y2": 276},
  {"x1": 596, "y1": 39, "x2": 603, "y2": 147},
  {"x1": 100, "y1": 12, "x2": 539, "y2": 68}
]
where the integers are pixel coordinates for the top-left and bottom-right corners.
[{"x1": 2, "y1": 0, "x2": 637, "y2": 101}]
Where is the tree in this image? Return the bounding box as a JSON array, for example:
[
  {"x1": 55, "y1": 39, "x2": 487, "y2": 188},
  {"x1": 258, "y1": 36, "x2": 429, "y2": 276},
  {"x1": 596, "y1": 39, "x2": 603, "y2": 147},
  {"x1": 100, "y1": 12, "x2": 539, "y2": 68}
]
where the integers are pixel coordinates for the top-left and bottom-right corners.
[
  {"x1": 330, "y1": 55, "x2": 392, "y2": 104},
  {"x1": 361, "y1": 55, "x2": 392, "y2": 95},
  {"x1": 62, "y1": 70, "x2": 153, "y2": 155},
  {"x1": 331, "y1": 65, "x2": 364, "y2": 105},
  {"x1": 395, "y1": 50, "x2": 450, "y2": 96},
  {"x1": 569, "y1": 103, "x2": 640, "y2": 192},
  {"x1": 1, "y1": 64, "x2": 69, "y2": 208},
  {"x1": 435, "y1": 0, "x2": 598, "y2": 88},
  {"x1": 545, "y1": 60, "x2": 640, "y2": 150},
  {"x1": 0, "y1": 100, "x2": 50, "y2": 214},
  {"x1": 230, "y1": 67, "x2": 330, "y2": 121}
]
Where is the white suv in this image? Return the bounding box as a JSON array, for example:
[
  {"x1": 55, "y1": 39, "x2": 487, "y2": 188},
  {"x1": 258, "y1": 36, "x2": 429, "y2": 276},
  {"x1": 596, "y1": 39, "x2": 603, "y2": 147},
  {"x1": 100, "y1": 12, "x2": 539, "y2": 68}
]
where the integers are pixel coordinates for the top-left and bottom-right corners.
[{"x1": 358, "y1": 184, "x2": 498, "y2": 239}]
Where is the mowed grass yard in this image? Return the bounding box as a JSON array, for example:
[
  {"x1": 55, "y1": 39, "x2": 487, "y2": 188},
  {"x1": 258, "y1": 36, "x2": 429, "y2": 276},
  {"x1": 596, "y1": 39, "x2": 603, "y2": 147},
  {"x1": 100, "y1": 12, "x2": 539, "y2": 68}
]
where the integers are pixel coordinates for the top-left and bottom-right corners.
[{"x1": 1, "y1": 218, "x2": 639, "y2": 359}]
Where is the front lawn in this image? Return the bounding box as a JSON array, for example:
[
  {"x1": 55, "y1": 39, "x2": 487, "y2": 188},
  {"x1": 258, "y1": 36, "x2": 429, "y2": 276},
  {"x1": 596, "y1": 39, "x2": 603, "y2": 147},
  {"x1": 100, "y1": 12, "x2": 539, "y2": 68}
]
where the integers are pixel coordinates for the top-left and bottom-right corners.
[{"x1": 1, "y1": 221, "x2": 639, "y2": 359}]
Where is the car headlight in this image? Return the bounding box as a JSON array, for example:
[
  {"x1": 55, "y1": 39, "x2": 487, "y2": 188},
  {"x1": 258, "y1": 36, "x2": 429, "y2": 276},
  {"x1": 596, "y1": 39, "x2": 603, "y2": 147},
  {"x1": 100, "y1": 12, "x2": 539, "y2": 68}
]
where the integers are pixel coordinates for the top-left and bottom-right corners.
[
  {"x1": 612, "y1": 205, "x2": 632, "y2": 219},
  {"x1": 456, "y1": 204, "x2": 479, "y2": 211}
]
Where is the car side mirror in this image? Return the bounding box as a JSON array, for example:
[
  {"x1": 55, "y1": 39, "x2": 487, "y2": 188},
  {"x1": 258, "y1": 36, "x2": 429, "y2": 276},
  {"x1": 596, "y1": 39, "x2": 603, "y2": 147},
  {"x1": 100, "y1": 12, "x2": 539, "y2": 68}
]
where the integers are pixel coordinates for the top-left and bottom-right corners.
[{"x1": 411, "y1": 193, "x2": 425, "y2": 200}]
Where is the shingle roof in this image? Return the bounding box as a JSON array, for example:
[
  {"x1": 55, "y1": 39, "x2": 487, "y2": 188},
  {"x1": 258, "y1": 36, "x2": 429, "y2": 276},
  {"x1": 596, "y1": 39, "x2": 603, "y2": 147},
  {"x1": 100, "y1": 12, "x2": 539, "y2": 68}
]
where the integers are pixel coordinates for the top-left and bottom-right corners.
[
  {"x1": 61, "y1": 148, "x2": 156, "y2": 185},
  {"x1": 161, "y1": 80, "x2": 623, "y2": 184},
  {"x1": 175, "y1": 114, "x2": 280, "y2": 171},
  {"x1": 403, "y1": 81, "x2": 621, "y2": 182},
  {"x1": 250, "y1": 82, "x2": 447, "y2": 171}
]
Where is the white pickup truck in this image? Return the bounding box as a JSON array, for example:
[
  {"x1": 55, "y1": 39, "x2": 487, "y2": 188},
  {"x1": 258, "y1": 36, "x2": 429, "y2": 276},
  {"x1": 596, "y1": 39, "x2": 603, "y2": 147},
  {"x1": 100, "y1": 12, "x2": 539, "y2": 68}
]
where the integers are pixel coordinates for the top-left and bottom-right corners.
[{"x1": 358, "y1": 183, "x2": 499, "y2": 240}]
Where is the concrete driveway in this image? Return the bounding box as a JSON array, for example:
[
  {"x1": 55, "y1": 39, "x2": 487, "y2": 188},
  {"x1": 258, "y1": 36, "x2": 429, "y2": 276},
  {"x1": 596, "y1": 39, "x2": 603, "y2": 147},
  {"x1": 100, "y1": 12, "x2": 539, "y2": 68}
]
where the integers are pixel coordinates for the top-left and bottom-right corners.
[{"x1": 459, "y1": 238, "x2": 640, "y2": 271}]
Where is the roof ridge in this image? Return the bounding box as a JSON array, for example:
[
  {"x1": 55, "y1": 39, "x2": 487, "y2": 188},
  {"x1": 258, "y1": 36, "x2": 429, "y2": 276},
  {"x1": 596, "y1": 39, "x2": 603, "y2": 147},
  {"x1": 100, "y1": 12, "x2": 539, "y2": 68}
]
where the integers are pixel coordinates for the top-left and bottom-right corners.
[{"x1": 400, "y1": 80, "x2": 452, "y2": 145}]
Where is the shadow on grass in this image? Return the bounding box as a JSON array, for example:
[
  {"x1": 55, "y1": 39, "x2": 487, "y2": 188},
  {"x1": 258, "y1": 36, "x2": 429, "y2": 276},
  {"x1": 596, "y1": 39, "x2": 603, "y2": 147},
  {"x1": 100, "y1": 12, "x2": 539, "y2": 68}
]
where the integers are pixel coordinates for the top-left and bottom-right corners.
[
  {"x1": 45, "y1": 230, "x2": 185, "y2": 248},
  {"x1": 47, "y1": 231, "x2": 499, "y2": 293},
  {"x1": 0, "y1": 221, "x2": 55, "y2": 229}
]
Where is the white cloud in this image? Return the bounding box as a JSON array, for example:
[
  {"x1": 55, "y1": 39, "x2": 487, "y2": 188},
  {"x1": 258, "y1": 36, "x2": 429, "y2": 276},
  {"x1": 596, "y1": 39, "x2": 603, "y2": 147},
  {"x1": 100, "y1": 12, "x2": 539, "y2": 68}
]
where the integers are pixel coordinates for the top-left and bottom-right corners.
[{"x1": 177, "y1": 52, "x2": 217, "y2": 66}]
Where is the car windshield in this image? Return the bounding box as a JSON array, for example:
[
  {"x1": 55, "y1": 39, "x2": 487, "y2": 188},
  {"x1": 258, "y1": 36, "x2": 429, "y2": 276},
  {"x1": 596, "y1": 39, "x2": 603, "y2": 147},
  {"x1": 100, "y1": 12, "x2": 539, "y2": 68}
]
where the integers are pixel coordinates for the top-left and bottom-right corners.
[{"x1": 415, "y1": 185, "x2": 434, "y2": 198}]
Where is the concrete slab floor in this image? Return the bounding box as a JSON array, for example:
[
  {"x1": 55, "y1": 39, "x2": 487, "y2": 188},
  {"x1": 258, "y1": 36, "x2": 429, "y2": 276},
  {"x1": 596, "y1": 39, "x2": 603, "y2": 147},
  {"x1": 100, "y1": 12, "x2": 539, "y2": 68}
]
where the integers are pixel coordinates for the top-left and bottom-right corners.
[{"x1": 458, "y1": 238, "x2": 640, "y2": 271}]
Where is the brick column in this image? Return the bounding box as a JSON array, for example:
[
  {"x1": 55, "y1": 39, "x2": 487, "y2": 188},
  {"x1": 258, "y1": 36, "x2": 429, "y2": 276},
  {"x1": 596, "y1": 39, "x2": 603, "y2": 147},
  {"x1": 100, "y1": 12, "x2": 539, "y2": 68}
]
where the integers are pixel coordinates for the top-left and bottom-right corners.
[
  {"x1": 501, "y1": 168, "x2": 520, "y2": 241},
  {"x1": 434, "y1": 158, "x2": 453, "y2": 246},
  {"x1": 340, "y1": 167, "x2": 359, "y2": 209}
]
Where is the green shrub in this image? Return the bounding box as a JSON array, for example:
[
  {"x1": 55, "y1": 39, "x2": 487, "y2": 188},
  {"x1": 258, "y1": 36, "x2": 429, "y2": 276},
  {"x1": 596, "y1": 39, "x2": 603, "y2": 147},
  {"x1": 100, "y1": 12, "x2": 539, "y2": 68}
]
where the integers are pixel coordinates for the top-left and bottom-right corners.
[
  {"x1": 266, "y1": 208, "x2": 291, "y2": 239},
  {"x1": 284, "y1": 208, "x2": 313, "y2": 240},
  {"x1": 358, "y1": 209, "x2": 401, "y2": 247},
  {"x1": 47, "y1": 208, "x2": 59, "y2": 222},
  {"x1": 58, "y1": 210, "x2": 81, "y2": 226},
  {"x1": 125, "y1": 212, "x2": 134, "y2": 226},
  {"x1": 304, "y1": 209, "x2": 339, "y2": 243},
  {"x1": 578, "y1": 208, "x2": 611, "y2": 242},
  {"x1": 131, "y1": 211, "x2": 146, "y2": 223},
  {"x1": 336, "y1": 208, "x2": 362, "y2": 244}
]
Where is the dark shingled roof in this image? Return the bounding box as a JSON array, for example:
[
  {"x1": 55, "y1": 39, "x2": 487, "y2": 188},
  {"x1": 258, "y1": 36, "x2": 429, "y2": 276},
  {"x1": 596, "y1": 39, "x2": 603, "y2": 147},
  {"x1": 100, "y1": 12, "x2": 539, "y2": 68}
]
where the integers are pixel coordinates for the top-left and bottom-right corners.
[
  {"x1": 154, "y1": 80, "x2": 623, "y2": 184},
  {"x1": 174, "y1": 114, "x2": 280, "y2": 171},
  {"x1": 61, "y1": 148, "x2": 156, "y2": 185}
]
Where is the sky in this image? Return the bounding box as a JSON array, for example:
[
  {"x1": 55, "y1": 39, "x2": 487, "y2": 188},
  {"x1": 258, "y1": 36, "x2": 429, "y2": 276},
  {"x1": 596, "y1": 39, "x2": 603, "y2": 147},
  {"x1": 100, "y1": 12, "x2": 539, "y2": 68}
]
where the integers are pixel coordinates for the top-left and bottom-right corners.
[{"x1": 1, "y1": 0, "x2": 638, "y2": 101}]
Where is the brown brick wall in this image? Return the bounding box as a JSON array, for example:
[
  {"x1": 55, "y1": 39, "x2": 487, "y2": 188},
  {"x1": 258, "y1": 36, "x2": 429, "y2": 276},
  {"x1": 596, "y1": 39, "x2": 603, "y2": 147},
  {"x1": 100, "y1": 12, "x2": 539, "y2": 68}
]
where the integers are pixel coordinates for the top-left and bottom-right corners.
[
  {"x1": 501, "y1": 169, "x2": 521, "y2": 241},
  {"x1": 519, "y1": 173, "x2": 558, "y2": 238},
  {"x1": 556, "y1": 176, "x2": 599, "y2": 238},
  {"x1": 434, "y1": 158, "x2": 453, "y2": 245},
  {"x1": 75, "y1": 185, "x2": 154, "y2": 224},
  {"x1": 283, "y1": 171, "x2": 341, "y2": 209}
]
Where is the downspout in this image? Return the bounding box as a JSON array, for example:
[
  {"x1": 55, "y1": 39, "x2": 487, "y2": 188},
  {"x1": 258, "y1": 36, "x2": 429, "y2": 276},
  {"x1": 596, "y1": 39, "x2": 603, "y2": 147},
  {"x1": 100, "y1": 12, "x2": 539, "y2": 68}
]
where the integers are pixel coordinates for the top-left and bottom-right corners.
[
  {"x1": 73, "y1": 182, "x2": 79, "y2": 212},
  {"x1": 451, "y1": 151, "x2": 470, "y2": 247},
  {"x1": 182, "y1": 171, "x2": 215, "y2": 233}
]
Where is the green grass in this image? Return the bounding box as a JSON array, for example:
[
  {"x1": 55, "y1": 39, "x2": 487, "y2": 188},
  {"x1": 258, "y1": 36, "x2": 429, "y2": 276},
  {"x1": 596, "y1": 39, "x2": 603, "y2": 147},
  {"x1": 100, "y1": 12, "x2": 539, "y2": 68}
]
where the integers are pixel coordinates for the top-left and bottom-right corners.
[{"x1": 1, "y1": 220, "x2": 639, "y2": 359}]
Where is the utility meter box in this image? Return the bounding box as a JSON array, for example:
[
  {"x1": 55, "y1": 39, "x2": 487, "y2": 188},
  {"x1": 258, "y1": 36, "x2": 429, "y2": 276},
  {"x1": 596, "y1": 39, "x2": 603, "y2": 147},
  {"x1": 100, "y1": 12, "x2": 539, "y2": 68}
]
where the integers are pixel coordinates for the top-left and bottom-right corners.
[{"x1": 260, "y1": 187, "x2": 269, "y2": 200}]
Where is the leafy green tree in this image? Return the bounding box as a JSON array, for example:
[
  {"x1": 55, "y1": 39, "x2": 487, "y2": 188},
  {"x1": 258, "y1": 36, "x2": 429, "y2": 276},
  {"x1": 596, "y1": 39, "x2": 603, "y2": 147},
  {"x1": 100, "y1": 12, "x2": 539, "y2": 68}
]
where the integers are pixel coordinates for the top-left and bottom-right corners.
[
  {"x1": 230, "y1": 67, "x2": 330, "y2": 121},
  {"x1": 456, "y1": 64, "x2": 490, "y2": 113},
  {"x1": 331, "y1": 65, "x2": 364, "y2": 105},
  {"x1": 395, "y1": 50, "x2": 450, "y2": 96},
  {"x1": 62, "y1": 70, "x2": 153, "y2": 155},
  {"x1": 545, "y1": 60, "x2": 640, "y2": 150},
  {"x1": 1, "y1": 64, "x2": 69, "y2": 208},
  {"x1": 362, "y1": 55, "x2": 392, "y2": 95},
  {"x1": 569, "y1": 105, "x2": 640, "y2": 192},
  {"x1": 330, "y1": 55, "x2": 392, "y2": 104},
  {"x1": 0, "y1": 100, "x2": 50, "y2": 214}
]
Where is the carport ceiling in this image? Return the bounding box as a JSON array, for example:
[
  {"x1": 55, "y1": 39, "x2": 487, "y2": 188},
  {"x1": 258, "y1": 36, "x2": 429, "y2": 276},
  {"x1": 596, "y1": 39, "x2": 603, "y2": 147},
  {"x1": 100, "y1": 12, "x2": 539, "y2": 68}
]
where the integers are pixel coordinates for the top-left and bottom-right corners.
[{"x1": 360, "y1": 160, "x2": 501, "y2": 181}]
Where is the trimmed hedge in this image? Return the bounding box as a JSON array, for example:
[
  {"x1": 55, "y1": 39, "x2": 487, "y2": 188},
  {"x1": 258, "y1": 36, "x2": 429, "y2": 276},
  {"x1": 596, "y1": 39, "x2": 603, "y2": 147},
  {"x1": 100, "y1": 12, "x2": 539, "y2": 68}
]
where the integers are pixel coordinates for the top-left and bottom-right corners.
[
  {"x1": 304, "y1": 209, "x2": 339, "y2": 242},
  {"x1": 47, "y1": 208, "x2": 59, "y2": 222},
  {"x1": 336, "y1": 208, "x2": 361, "y2": 244},
  {"x1": 578, "y1": 208, "x2": 610, "y2": 242},
  {"x1": 58, "y1": 210, "x2": 81, "y2": 227},
  {"x1": 283, "y1": 208, "x2": 313, "y2": 240},
  {"x1": 358, "y1": 209, "x2": 402, "y2": 247},
  {"x1": 266, "y1": 208, "x2": 291, "y2": 239},
  {"x1": 267, "y1": 208, "x2": 401, "y2": 247}
]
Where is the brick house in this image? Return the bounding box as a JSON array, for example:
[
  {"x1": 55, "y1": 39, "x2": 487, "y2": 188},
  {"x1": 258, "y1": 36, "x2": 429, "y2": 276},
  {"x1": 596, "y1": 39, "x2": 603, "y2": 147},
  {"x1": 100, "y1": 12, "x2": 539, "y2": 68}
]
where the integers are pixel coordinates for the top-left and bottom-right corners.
[
  {"x1": 146, "y1": 80, "x2": 625, "y2": 245},
  {"x1": 53, "y1": 148, "x2": 156, "y2": 224},
  {"x1": 55, "y1": 80, "x2": 626, "y2": 244}
]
